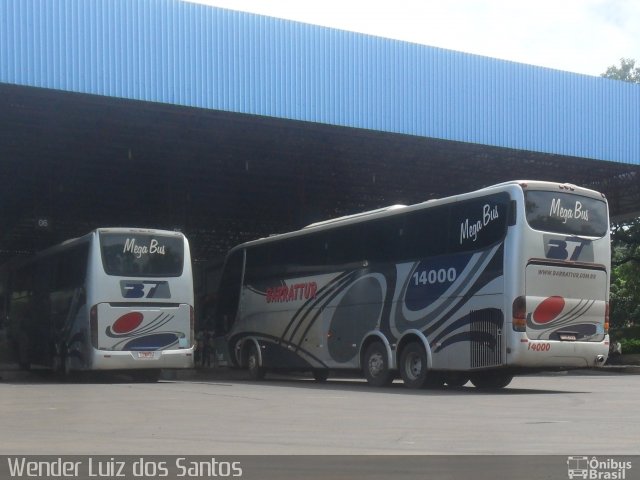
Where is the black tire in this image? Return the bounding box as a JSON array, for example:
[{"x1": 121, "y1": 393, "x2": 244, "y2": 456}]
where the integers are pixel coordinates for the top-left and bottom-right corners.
[
  {"x1": 312, "y1": 369, "x2": 329, "y2": 382},
  {"x1": 443, "y1": 372, "x2": 469, "y2": 388},
  {"x1": 246, "y1": 343, "x2": 266, "y2": 380},
  {"x1": 399, "y1": 341, "x2": 430, "y2": 389},
  {"x1": 469, "y1": 371, "x2": 513, "y2": 389},
  {"x1": 362, "y1": 342, "x2": 393, "y2": 387}
]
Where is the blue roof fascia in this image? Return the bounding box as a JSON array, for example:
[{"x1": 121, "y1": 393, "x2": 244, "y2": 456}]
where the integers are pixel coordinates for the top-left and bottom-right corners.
[{"x1": 0, "y1": 0, "x2": 638, "y2": 164}]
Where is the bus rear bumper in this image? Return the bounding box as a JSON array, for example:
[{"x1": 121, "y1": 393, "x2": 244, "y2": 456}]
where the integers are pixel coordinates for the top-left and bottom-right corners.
[
  {"x1": 90, "y1": 347, "x2": 195, "y2": 370},
  {"x1": 508, "y1": 339, "x2": 609, "y2": 369}
]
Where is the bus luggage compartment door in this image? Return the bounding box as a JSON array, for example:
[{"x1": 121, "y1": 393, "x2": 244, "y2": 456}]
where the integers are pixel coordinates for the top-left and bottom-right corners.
[
  {"x1": 525, "y1": 263, "x2": 607, "y2": 342},
  {"x1": 95, "y1": 303, "x2": 191, "y2": 352}
]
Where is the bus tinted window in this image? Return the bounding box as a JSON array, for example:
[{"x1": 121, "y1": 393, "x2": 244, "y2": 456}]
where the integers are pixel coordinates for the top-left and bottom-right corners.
[
  {"x1": 401, "y1": 204, "x2": 450, "y2": 259},
  {"x1": 525, "y1": 191, "x2": 608, "y2": 237},
  {"x1": 362, "y1": 215, "x2": 405, "y2": 264},
  {"x1": 100, "y1": 233, "x2": 184, "y2": 277}
]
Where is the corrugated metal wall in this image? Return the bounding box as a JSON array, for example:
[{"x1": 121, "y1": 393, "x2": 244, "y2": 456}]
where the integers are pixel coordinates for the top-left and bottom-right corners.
[{"x1": 1, "y1": 0, "x2": 638, "y2": 164}]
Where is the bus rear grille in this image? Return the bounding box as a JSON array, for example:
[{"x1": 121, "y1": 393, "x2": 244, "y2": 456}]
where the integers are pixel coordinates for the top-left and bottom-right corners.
[{"x1": 470, "y1": 308, "x2": 504, "y2": 368}]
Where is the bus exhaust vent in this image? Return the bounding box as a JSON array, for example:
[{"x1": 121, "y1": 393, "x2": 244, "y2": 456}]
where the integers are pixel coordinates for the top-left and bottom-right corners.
[{"x1": 470, "y1": 308, "x2": 504, "y2": 368}]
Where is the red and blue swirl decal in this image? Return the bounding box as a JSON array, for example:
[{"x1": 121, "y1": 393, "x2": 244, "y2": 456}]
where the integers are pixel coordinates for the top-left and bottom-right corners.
[
  {"x1": 527, "y1": 295, "x2": 598, "y2": 339},
  {"x1": 106, "y1": 311, "x2": 180, "y2": 350}
]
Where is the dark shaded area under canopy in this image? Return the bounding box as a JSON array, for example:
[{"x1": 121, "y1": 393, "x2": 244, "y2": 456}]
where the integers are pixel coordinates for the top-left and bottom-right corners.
[{"x1": 1, "y1": 83, "x2": 639, "y2": 265}]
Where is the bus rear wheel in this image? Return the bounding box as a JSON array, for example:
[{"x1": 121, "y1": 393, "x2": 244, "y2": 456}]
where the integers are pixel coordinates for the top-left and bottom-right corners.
[
  {"x1": 363, "y1": 342, "x2": 393, "y2": 387},
  {"x1": 469, "y1": 371, "x2": 513, "y2": 389},
  {"x1": 399, "y1": 342, "x2": 431, "y2": 389}
]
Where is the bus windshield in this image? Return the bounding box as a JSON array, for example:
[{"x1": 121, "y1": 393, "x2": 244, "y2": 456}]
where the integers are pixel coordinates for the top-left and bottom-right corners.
[
  {"x1": 525, "y1": 190, "x2": 608, "y2": 237},
  {"x1": 100, "y1": 233, "x2": 184, "y2": 277}
]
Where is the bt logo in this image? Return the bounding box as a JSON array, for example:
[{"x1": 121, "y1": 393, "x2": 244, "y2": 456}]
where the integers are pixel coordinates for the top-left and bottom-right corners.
[
  {"x1": 544, "y1": 237, "x2": 593, "y2": 262},
  {"x1": 120, "y1": 280, "x2": 171, "y2": 299}
]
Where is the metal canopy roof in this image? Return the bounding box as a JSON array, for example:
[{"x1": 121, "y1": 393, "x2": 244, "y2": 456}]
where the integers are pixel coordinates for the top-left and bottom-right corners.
[{"x1": 1, "y1": 0, "x2": 639, "y2": 165}]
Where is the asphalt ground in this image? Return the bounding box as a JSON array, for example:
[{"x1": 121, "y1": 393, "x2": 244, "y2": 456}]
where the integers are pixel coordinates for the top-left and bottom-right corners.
[{"x1": 1, "y1": 366, "x2": 639, "y2": 456}]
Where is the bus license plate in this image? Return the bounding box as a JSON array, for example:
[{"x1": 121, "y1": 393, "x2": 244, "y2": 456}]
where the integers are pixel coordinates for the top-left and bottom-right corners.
[
  {"x1": 137, "y1": 351, "x2": 155, "y2": 359},
  {"x1": 559, "y1": 334, "x2": 577, "y2": 341}
]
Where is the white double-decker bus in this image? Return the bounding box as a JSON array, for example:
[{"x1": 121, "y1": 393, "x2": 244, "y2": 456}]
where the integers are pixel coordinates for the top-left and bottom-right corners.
[
  {"x1": 2, "y1": 228, "x2": 194, "y2": 380},
  {"x1": 214, "y1": 181, "x2": 610, "y2": 389}
]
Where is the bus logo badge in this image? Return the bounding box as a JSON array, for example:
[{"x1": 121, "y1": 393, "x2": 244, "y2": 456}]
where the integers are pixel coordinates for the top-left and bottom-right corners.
[
  {"x1": 120, "y1": 280, "x2": 171, "y2": 299},
  {"x1": 544, "y1": 235, "x2": 593, "y2": 262},
  {"x1": 567, "y1": 457, "x2": 589, "y2": 479}
]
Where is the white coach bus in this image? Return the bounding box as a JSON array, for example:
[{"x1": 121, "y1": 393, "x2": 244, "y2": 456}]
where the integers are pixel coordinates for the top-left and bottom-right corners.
[
  {"x1": 3, "y1": 228, "x2": 194, "y2": 380},
  {"x1": 214, "y1": 181, "x2": 610, "y2": 389}
]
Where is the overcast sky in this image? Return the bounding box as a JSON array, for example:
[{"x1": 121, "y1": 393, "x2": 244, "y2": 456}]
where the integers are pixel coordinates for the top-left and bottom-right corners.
[{"x1": 185, "y1": 0, "x2": 639, "y2": 77}]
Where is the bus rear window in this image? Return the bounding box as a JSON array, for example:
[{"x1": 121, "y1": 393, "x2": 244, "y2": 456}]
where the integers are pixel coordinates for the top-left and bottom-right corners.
[
  {"x1": 525, "y1": 191, "x2": 608, "y2": 237},
  {"x1": 100, "y1": 233, "x2": 184, "y2": 277}
]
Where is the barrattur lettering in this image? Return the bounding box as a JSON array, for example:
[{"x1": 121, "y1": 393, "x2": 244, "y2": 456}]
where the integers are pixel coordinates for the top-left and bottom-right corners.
[{"x1": 266, "y1": 282, "x2": 317, "y2": 303}]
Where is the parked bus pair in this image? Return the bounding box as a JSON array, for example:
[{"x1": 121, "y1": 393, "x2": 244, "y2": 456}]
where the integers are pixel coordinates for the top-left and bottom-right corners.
[{"x1": 0, "y1": 180, "x2": 611, "y2": 387}]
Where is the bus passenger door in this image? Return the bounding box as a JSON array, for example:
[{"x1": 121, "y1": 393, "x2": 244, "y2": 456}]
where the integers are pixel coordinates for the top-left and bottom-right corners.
[
  {"x1": 215, "y1": 249, "x2": 244, "y2": 336},
  {"x1": 214, "y1": 249, "x2": 244, "y2": 365}
]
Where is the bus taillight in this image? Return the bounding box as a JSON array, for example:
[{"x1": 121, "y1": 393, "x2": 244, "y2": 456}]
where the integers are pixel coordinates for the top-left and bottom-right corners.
[
  {"x1": 604, "y1": 302, "x2": 610, "y2": 334},
  {"x1": 90, "y1": 305, "x2": 98, "y2": 348},
  {"x1": 512, "y1": 296, "x2": 527, "y2": 332}
]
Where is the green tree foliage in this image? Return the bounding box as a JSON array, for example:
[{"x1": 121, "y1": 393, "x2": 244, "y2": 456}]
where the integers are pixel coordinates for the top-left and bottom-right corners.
[
  {"x1": 602, "y1": 58, "x2": 639, "y2": 328},
  {"x1": 610, "y1": 220, "x2": 640, "y2": 327},
  {"x1": 601, "y1": 57, "x2": 640, "y2": 83}
]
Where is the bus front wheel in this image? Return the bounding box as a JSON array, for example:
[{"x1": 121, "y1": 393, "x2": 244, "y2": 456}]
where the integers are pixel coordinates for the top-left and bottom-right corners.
[
  {"x1": 246, "y1": 343, "x2": 265, "y2": 381},
  {"x1": 363, "y1": 342, "x2": 393, "y2": 387}
]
